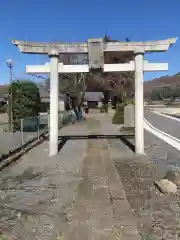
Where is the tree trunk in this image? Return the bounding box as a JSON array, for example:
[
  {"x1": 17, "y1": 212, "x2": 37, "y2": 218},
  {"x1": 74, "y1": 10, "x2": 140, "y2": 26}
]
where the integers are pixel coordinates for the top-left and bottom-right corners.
[{"x1": 103, "y1": 90, "x2": 110, "y2": 105}]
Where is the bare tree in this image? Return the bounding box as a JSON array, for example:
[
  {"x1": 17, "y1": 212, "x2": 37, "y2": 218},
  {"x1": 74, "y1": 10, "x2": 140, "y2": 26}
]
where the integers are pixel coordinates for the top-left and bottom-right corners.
[
  {"x1": 88, "y1": 35, "x2": 135, "y2": 106},
  {"x1": 59, "y1": 53, "x2": 89, "y2": 119},
  {"x1": 90, "y1": 64, "x2": 134, "y2": 105},
  {"x1": 50, "y1": 35, "x2": 135, "y2": 117}
]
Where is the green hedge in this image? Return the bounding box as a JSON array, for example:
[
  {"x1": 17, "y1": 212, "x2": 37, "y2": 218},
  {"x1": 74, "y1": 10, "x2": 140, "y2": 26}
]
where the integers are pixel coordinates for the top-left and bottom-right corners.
[
  {"x1": 112, "y1": 105, "x2": 124, "y2": 124},
  {"x1": 11, "y1": 81, "x2": 41, "y2": 130}
]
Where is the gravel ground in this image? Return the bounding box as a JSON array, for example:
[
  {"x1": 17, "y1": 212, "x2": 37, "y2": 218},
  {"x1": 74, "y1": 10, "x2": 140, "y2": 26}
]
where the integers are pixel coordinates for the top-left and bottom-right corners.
[
  {"x1": 0, "y1": 137, "x2": 87, "y2": 239},
  {"x1": 111, "y1": 113, "x2": 180, "y2": 239},
  {"x1": 115, "y1": 157, "x2": 180, "y2": 239},
  {"x1": 109, "y1": 137, "x2": 180, "y2": 239}
]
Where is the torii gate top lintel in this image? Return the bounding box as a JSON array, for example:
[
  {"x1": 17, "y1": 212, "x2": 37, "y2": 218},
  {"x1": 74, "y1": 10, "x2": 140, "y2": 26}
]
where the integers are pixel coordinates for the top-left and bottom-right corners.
[{"x1": 12, "y1": 37, "x2": 177, "y2": 54}]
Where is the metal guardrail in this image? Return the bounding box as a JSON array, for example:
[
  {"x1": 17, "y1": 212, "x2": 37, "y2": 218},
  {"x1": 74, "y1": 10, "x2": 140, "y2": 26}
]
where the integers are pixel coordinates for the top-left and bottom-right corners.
[{"x1": 0, "y1": 110, "x2": 76, "y2": 159}]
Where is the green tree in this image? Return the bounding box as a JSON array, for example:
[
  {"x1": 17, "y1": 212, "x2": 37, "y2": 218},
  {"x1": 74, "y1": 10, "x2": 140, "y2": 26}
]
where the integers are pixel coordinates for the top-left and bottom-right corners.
[
  {"x1": 150, "y1": 87, "x2": 173, "y2": 101},
  {"x1": 150, "y1": 89, "x2": 162, "y2": 101},
  {"x1": 10, "y1": 80, "x2": 41, "y2": 130},
  {"x1": 171, "y1": 85, "x2": 180, "y2": 99}
]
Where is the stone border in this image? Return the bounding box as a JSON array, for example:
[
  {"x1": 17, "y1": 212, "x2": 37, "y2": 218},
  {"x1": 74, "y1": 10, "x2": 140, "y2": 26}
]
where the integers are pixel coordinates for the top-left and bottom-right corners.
[
  {"x1": 0, "y1": 131, "x2": 48, "y2": 162},
  {"x1": 0, "y1": 133, "x2": 48, "y2": 170}
]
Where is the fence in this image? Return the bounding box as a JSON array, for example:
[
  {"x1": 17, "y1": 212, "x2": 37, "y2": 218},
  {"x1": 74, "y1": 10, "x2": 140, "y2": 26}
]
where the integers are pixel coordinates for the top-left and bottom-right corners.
[{"x1": 0, "y1": 110, "x2": 76, "y2": 159}]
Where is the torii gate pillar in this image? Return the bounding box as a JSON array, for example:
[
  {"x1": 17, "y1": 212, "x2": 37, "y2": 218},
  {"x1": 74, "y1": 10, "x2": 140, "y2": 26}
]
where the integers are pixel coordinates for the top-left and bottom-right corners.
[
  {"x1": 49, "y1": 50, "x2": 59, "y2": 156},
  {"x1": 134, "y1": 49, "x2": 144, "y2": 155}
]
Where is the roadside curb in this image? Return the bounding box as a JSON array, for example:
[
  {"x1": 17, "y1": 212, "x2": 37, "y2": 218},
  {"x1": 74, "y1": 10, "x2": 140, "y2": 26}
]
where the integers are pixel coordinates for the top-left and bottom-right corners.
[
  {"x1": 0, "y1": 133, "x2": 48, "y2": 170},
  {"x1": 153, "y1": 111, "x2": 180, "y2": 122}
]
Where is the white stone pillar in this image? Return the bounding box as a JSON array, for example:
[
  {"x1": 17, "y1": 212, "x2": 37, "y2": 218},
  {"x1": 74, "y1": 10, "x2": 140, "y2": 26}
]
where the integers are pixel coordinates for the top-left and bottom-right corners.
[
  {"x1": 134, "y1": 49, "x2": 144, "y2": 155},
  {"x1": 49, "y1": 49, "x2": 59, "y2": 156}
]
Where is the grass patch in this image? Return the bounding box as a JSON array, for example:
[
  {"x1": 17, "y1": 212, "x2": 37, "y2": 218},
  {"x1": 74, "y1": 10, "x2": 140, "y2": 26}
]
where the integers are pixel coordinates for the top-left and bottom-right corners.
[
  {"x1": 0, "y1": 231, "x2": 9, "y2": 240},
  {"x1": 112, "y1": 105, "x2": 124, "y2": 124}
]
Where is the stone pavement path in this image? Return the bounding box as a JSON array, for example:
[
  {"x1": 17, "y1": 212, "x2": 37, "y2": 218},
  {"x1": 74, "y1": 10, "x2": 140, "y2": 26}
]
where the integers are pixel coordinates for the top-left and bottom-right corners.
[
  {"x1": 0, "y1": 110, "x2": 141, "y2": 239},
  {"x1": 59, "y1": 112, "x2": 141, "y2": 239},
  {"x1": 62, "y1": 138, "x2": 140, "y2": 240}
]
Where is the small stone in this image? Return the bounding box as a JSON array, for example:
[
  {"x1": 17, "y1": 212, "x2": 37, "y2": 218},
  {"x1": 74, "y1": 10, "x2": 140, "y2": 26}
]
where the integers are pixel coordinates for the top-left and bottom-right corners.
[
  {"x1": 17, "y1": 212, "x2": 21, "y2": 218},
  {"x1": 50, "y1": 198, "x2": 57, "y2": 203},
  {"x1": 154, "y1": 179, "x2": 177, "y2": 193},
  {"x1": 164, "y1": 169, "x2": 180, "y2": 185}
]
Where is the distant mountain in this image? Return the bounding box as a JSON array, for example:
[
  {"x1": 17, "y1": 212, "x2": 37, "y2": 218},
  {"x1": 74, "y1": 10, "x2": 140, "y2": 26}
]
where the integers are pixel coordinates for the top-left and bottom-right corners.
[
  {"x1": 144, "y1": 73, "x2": 180, "y2": 94},
  {"x1": 1, "y1": 73, "x2": 180, "y2": 99}
]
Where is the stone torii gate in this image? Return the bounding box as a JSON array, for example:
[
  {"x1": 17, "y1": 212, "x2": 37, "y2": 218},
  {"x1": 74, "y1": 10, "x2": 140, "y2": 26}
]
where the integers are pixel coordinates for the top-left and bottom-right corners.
[{"x1": 13, "y1": 38, "x2": 177, "y2": 156}]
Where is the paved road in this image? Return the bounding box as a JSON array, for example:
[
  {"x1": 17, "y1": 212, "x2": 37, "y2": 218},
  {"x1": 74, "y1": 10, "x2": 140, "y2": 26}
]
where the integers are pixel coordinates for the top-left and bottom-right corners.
[
  {"x1": 144, "y1": 130, "x2": 180, "y2": 168},
  {"x1": 128, "y1": 130, "x2": 180, "y2": 169},
  {"x1": 143, "y1": 110, "x2": 180, "y2": 168},
  {"x1": 144, "y1": 110, "x2": 180, "y2": 139}
]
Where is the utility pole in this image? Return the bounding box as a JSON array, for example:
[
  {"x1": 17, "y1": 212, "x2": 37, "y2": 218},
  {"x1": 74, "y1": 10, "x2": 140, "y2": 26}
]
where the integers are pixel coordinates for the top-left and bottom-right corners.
[{"x1": 6, "y1": 59, "x2": 13, "y2": 132}]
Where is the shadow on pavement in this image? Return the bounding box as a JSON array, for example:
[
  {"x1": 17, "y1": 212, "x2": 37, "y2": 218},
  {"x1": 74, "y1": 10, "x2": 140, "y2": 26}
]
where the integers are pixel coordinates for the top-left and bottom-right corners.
[
  {"x1": 58, "y1": 134, "x2": 135, "y2": 153},
  {"x1": 120, "y1": 136, "x2": 135, "y2": 152},
  {"x1": 58, "y1": 137, "x2": 68, "y2": 152}
]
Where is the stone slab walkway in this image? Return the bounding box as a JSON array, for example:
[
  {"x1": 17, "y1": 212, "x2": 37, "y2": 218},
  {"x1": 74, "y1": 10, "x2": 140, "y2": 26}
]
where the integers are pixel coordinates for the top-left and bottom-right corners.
[
  {"x1": 0, "y1": 110, "x2": 140, "y2": 239},
  {"x1": 62, "y1": 138, "x2": 140, "y2": 240},
  {"x1": 59, "y1": 110, "x2": 140, "y2": 239}
]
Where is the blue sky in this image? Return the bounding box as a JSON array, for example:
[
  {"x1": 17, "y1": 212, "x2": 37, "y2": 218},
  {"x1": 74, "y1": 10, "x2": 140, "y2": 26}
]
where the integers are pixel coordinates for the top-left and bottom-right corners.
[{"x1": 0, "y1": 0, "x2": 179, "y2": 84}]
